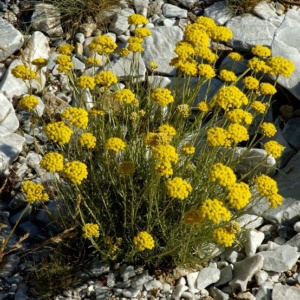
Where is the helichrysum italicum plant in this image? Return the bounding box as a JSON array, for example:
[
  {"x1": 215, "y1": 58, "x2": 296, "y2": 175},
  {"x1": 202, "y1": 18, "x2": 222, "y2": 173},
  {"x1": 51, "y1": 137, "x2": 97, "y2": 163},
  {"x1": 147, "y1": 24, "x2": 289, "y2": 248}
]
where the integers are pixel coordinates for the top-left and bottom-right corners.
[{"x1": 12, "y1": 14, "x2": 295, "y2": 267}]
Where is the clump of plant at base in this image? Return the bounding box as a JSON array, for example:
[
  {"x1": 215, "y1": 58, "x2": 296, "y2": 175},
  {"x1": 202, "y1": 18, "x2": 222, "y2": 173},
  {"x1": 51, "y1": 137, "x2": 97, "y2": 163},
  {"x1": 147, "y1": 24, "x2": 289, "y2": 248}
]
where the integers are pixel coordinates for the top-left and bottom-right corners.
[{"x1": 11, "y1": 15, "x2": 295, "y2": 268}]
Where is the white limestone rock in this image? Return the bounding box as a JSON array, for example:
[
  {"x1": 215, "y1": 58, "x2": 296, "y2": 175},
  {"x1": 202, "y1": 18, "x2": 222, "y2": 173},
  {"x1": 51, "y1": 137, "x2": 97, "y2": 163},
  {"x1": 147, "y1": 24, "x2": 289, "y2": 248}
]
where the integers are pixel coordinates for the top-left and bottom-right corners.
[
  {"x1": 177, "y1": 0, "x2": 198, "y2": 9},
  {"x1": 204, "y1": 1, "x2": 233, "y2": 25},
  {"x1": 253, "y1": 1, "x2": 277, "y2": 20},
  {"x1": 272, "y1": 283, "x2": 300, "y2": 300},
  {"x1": 237, "y1": 214, "x2": 264, "y2": 229},
  {"x1": 109, "y1": 8, "x2": 134, "y2": 35},
  {"x1": 243, "y1": 230, "x2": 265, "y2": 257},
  {"x1": 162, "y1": 4, "x2": 188, "y2": 18},
  {"x1": 196, "y1": 267, "x2": 220, "y2": 290},
  {"x1": 0, "y1": 18, "x2": 24, "y2": 62}
]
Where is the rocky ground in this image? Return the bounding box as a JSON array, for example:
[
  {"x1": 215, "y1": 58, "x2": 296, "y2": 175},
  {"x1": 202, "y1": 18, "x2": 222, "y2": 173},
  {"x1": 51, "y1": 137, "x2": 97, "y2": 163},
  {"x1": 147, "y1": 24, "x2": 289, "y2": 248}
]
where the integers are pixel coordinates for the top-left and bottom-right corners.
[{"x1": 1, "y1": 0, "x2": 300, "y2": 299}]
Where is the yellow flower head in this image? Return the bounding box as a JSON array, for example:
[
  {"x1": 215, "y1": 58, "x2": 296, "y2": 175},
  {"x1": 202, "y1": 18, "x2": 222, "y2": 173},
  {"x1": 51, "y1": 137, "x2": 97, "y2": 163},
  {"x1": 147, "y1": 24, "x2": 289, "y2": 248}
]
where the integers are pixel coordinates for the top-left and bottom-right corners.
[
  {"x1": 154, "y1": 161, "x2": 173, "y2": 178},
  {"x1": 152, "y1": 144, "x2": 178, "y2": 163},
  {"x1": 145, "y1": 132, "x2": 172, "y2": 147},
  {"x1": 134, "y1": 28, "x2": 152, "y2": 38},
  {"x1": 260, "y1": 122, "x2": 277, "y2": 138},
  {"x1": 214, "y1": 86, "x2": 248, "y2": 110},
  {"x1": 18, "y1": 95, "x2": 39, "y2": 110},
  {"x1": 105, "y1": 137, "x2": 126, "y2": 152},
  {"x1": 207, "y1": 127, "x2": 230, "y2": 147},
  {"x1": 117, "y1": 48, "x2": 130, "y2": 57},
  {"x1": 77, "y1": 75, "x2": 95, "y2": 90},
  {"x1": 94, "y1": 71, "x2": 118, "y2": 87},
  {"x1": 226, "y1": 182, "x2": 251, "y2": 209},
  {"x1": 184, "y1": 25, "x2": 210, "y2": 47},
  {"x1": 128, "y1": 37, "x2": 143, "y2": 44},
  {"x1": 118, "y1": 161, "x2": 136, "y2": 176},
  {"x1": 197, "y1": 102, "x2": 211, "y2": 113},
  {"x1": 243, "y1": 76, "x2": 260, "y2": 90},
  {"x1": 11, "y1": 65, "x2": 36, "y2": 80},
  {"x1": 254, "y1": 174, "x2": 278, "y2": 197},
  {"x1": 208, "y1": 26, "x2": 232, "y2": 42},
  {"x1": 57, "y1": 44, "x2": 75, "y2": 55},
  {"x1": 228, "y1": 52, "x2": 244, "y2": 62},
  {"x1": 174, "y1": 41, "x2": 195, "y2": 60},
  {"x1": 40, "y1": 152, "x2": 64, "y2": 172},
  {"x1": 89, "y1": 106, "x2": 105, "y2": 116},
  {"x1": 225, "y1": 109, "x2": 253, "y2": 125},
  {"x1": 150, "y1": 88, "x2": 174, "y2": 107},
  {"x1": 259, "y1": 83, "x2": 277, "y2": 95},
  {"x1": 247, "y1": 57, "x2": 271, "y2": 74},
  {"x1": 85, "y1": 57, "x2": 101, "y2": 66},
  {"x1": 62, "y1": 161, "x2": 88, "y2": 185},
  {"x1": 44, "y1": 121, "x2": 73, "y2": 145},
  {"x1": 61, "y1": 107, "x2": 89, "y2": 129},
  {"x1": 82, "y1": 223, "x2": 99, "y2": 239},
  {"x1": 183, "y1": 209, "x2": 203, "y2": 226},
  {"x1": 181, "y1": 144, "x2": 195, "y2": 155},
  {"x1": 199, "y1": 199, "x2": 231, "y2": 224},
  {"x1": 54, "y1": 55, "x2": 73, "y2": 73},
  {"x1": 79, "y1": 133, "x2": 96, "y2": 149},
  {"x1": 267, "y1": 193, "x2": 283, "y2": 208},
  {"x1": 166, "y1": 177, "x2": 192, "y2": 200},
  {"x1": 114, "y1": 89, "x2": 135, "y2": 104},
  {"x1": 177, "y1": 104, "x2": 191, "y2": 118},
  {"x1": 31, "y1": 58, "x2": 48, "y2": 67},
  {"x1": 198, "y1": 63, "x2": 216, "y2": 79},
  {"x1": 195, "y1": 46, "x2": 218, "y2": 64},
  {"x1": 128, "y1": 42, "x2": 144, "y2": 53},
  {"x1": 251, "y1": 45, "x2": 271, "y2": 58},
  {"x1": 266, "y1": 56, "x2": 295, "y2": 77},
  {"x1": 195, "y1": 16, "x2": 216, "y2": 29},
  {"x1": 219, "y1": 69, "x2": 237, "y2": 82},
  {"x1": 158, "y1": 124, "x2": 176, "y2": 137},
  {"x1": 209, "y1": 163, "x2": 236, "y2": 188},
  {"x1": 149, "y1": 61, "x2": 158, "y2": 70},
  {"x1": 21, "y1": 181, "x2": 49, "y2": 204},
  {"x1": 171, "y1": 57, "x2": 198, "y2": 76},
  {"x1": 88, "y1": 35, "x2": 117, "y2": 55},
  {"x1": 251, "y1": 101, "x2": 267, "y2": 114},
  {"x1": 227, "y1": 123, "x2": 249, "y2": 144},
  {"x1": 133, "y1": 231, "x2": 155, "y2": 251},
  {"x1": 263, "y1": 140, "x2": 284, "y2": 158},
  {"x1": 213, "y1": 227, "x2": 236, "y2": 247},
  {"x1": 128, "y1": 13, "x2": 148, "y2": 25}
]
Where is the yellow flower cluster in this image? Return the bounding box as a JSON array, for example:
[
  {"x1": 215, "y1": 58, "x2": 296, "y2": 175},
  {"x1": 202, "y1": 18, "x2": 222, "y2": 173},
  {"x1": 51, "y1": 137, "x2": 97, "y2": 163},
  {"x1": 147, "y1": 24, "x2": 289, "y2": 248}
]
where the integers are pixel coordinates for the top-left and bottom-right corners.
[
  {"x1": 85, "y1": 57, "x2": 101, "y2": 65},
  {"x1": 31, "y1": 58, "x2": 48, "y2": 67},
  {"x1": 57, "y1": 44, "x2": 75, "y2": 55},
  {"x1": 208, "y1": 26, "x2": 232, "y2": 42},
  {"x1": 263, "y1": 141, "x2": 284, "y2": 159},
  {"x1": 227, "y1": 123, "x2": 249, "y2": 144},
  {"x1": 118, "y1": 161, "x2": 136, "y2": 176},
  {"x1": 54, "y1": 55, "x2": 73, "y2": 73},
  {"x1": 105, "y1": 137, "x2": 126, "y2": 152},
  {"x1": 44, "y1": 121, "x2": 73, "y2": 145},
  {"x1": 118, "y1": 48, "x2": 130, "y2": 57},
  {"x1": 62, "y1": 161, "x2": 88, "y2": 185},
  {"x1": 88, "y1": 35, "x2": 117, "y2": 55},
  {"x1": 184, "y1": 24, "x2": 210, "y2": 46},
  {"x1": 219, "y1": 69, "x2": 237, "y2": 82},
  {"x1": 21, "y1": 181, "x2": 49, "y2": 204},
  {"x1": 18, "y1": 95, "x2": 39, "y2": 110},
  {"x1": 94, "y1": 71, "x2": 118, "y2": 87},
  {"x1": 40, "y1": 152, "x2": 64, "y2": 172},
  {"x1": 11, "y1": 65, "x2": 36, "y2": 80},
  {"x1": 195, "y1": 16, "x2": 217, "y2": 28},
  {"x1": 166, "y1": 177, "x2": 192, "y2": 200},
  {"x1": 183, "y1": 209, "x2": 203, "y2": 226},
  {"x1": 260, "y1": 122, "x2": 277, "y2": 138},
  {"x1": 128, "y1": 42, "x2": 144, "y2": 53},
  {"x1": 209, "y1": 163, "x2": 236, "y2": 188},
  {"x1": 266, "y1": 56, "x2": 295, "y2": 77},
  {"x1": 149, "y1": 61, "x2": 158, "y2": 70},
  {"x1": 61, "y1": 107, "x2": 89, "y2": 129},
  {"x1": 251, "y1": 45, "x2": 271, "y2": 57},
  {"x1": 114, "y1": 89, "x2": 135, "y2": 104},
  {"x1": 213, "y1": 227, "x2": 236, "y2": 247},
  {"x1": 82, "y1": 223, "x2": 99, "y2": 239},
  {"x1": 158, "y1": 124, "x2": 176, "y2": 137},
  {"x1": 226, "y1": 182, "x2": 251, "y2": 209},
  {"x1": 259, "y1": 83, "x2": 277, "y2": 95},
  {"x1": 195, "y1": 47, "x2": 218, "y2": 64},
  {"x1": 79, "y1": 133, "x2": 96, "y2": 149},
  {"x1": 198, "y1": 64, "x2": 216, "y2": 79},
  {"x1": 228, "y1": 52, "x2": 244, "y2": 62},
  {"x1": 181, "y1": 144, "x2": 195, "y2": 155},
  {"x1": 128, "y1": 14, "x2": 148, "y2": 25},
  {"x1": 251, "y1": 101, "x2": 266, "y2": 113},
  {"x1": 77, "y1": 75, "x2": 96, "y2": 90},
  {"x1": 243, "y1": 76, "x2": 259, "y2": 90},
  {"x1": 214, "y1": 86, "x2": 248, "y2": 110},
  {"x1": 154, "y1": 161, "x2": 173, "y2": 178},
  {"x1": 174, "y1": 41, "x2": 195, "y2": 60},
  {"x1": 207, "y1": 127, "x2": 230, "y2": 147},
  {"x1": 133, "y1": 28, "x2": 152, "y2": 38},
  {"x1": 177, "y1": 104, "x2": 191, "y2": 117},
  {"x1": 199, "y1": 199, "x2": 231, "y2": 224},
  {"x1": 133, "y1": 231, "x2": 155, "y2": 251},
  {"x1": 90, "y1": 106, "x2": 105, "y2": 116},
  {"x1": 170, "y1": 57, "x2": 198, "y2": 76},
  {"x1": 152, "y1": 145, "x2": 178, "y2": 163},
  {"x1": 225, "y1": 109, "x2": 253, "y2": 125},
  {"x1": 247, "y1": 57, "x2": 271, "y2": 74},
  {"x1": 254, "y1": 174, "x2": 283, "y2": 207},
  {"x1": 197, "y1": 102, "x2": 211, "y2": 113},
  {"x1": 144, "y1": 132, "x2": 172, "y2": 147},
  {"x1": 150, "y1": 88, "x2": 174, "y2": 107}
]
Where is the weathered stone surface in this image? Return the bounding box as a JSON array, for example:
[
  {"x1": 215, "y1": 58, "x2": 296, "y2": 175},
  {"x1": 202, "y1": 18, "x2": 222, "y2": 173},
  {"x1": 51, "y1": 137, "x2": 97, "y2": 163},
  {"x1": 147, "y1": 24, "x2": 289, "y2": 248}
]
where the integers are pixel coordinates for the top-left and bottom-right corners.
[
  {"x1": 177, "y1": 0, "x2": 198, "y2": 9},
  {"x1": 204, "y1": 1, "x2": 233, "y2": 25},
  {"x1": 0, "y1": 93, "x2": 19, "y2": 136},
  {"x1": 162, "y1": 4, "x2": 188, "y2": 18},
  {"x1": 196, "y1": 267, "x2": 220, "y2": 290},
  {"x1": 226, "y1": 14, "x2": 277, "y2": 51},
  {"x1": 0, "y1": 18, "x2": 24, "y2": 62},
  {"x1": 31, "y1": 3, "x2": 63, "y2": 36},
  {"x1": 272, "y1": 283, "x2": 300, "y2": 300},
  {"x1": 271, "y1": 8, "x2": 300, "y2": 100},
  {"x1": 282, "y1": 117, "x2": 300, "y2": 148},
  {"x1": 260, "y1": 245, "x2": 299, "y2": 272},
  {"x1": 243, "y1": 230, "x2": 265, "y2": 257},
  {"x1": 142, "y1": 26, "x2": 183, "y2": 75},
  {"x1": 253, "y1": 1, "x2": 277, "y2": 20},
  {"x1": 109, "y1": 8, "x2": 134, "y2": 35}
]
